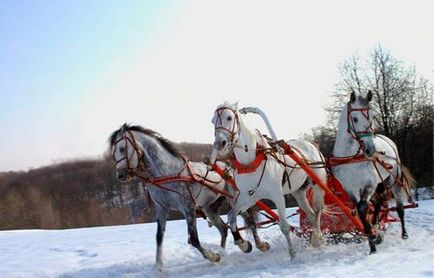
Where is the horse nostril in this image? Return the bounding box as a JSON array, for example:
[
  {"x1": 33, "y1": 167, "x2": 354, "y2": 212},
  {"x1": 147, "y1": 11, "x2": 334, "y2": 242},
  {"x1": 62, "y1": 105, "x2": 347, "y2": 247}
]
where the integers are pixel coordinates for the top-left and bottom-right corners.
[
  {"x1": 221, "y1": 140, "x2": 227, "y2": 148},
  {"x1": 117, "y1": 172, "x2": 126, "y2": 181}
]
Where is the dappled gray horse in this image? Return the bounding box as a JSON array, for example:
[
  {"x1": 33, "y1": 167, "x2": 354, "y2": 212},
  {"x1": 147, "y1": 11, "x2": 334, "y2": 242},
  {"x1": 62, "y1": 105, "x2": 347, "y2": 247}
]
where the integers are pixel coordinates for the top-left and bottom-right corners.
[{"x1": 109, "y1": 124, "x2": 268, "y2": 270}]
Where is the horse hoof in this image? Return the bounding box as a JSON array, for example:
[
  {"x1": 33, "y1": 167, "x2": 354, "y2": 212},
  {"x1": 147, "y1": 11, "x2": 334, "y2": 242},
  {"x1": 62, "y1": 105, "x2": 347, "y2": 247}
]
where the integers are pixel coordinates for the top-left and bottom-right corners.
[
  {"x1": 204, "y1": 250, "x2": 221, "y2": 262},
  {"x1": 402, "y1": 233, "x2": 409, "y2": 240},
  {"x1": 310, "y1": 230, "x2": 323, "y2": 248},
  {"x1": 257, "y1": 241, "x2": 270, "y2": 252},
  {"x1": 154, "y1": 262, "x2": 163, "y2": 272},
  {"x1": 289, "y1": 250, "x2": 296, "y2": 260},
  {"x1": 210, "y1": 252, "x2": 221, "y2": 262},
  {"x1": 237, "y1": 239, "x2": 253, "y2": 253},
  {"x1": 375, "y1": 231, "x2": 384, "y2": 245},
  {"x1": 370, "y1": 231, "x2": 383, "y2": 245},
  {"x1": 244, "y1": 241, "x2": 253, "y2": 253},
  {"x1": 368, "y1": 244, "x2": 377, "y2": 254},
  {"x1": 310, "y1": 237, "x2": 321, "y2": 248}
]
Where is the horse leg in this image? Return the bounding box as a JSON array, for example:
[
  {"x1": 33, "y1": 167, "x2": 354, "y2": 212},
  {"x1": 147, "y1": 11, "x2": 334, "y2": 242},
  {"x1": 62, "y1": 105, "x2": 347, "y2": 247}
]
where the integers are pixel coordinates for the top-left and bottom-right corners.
[
  {"x1": 356, "y1": 185, "x2": 377, "y2": 254},
  {"x1": 371, "y1": 182, "x2": 385, "y2": 230},
  {"x1": 274, "y1": 194, "x2": 295, "y2": 259},
  {"x1": 185, "y1": 207, "x2": 220, "y2": 262},
  {"x1": 390, "y1": 184, "x2": 408, "y2": 239},
  {"x1": 227, "y1": 208, "x2": 252, "y2": 253},
  {"x1": 202, "y1": 197, "x2": 228, "y2": 248},
  {"x1": 241, "y1": 208, "x2": 270, "y2": 251},
  {"x1": 371, "y1": 196, "x2": 382, "y2": 230},
  {"x1": 291, "y1": 185, "x2": 322, "y2": 248},
  {"x1": 396, "y1": 200, "x2": 408, "y2": 239},
  {"x1": 154, "y1": 205, "x2": 168, "y2": 271},
  {"x1": 310, "y1": 183, "x2": 325, "y2": 247}
]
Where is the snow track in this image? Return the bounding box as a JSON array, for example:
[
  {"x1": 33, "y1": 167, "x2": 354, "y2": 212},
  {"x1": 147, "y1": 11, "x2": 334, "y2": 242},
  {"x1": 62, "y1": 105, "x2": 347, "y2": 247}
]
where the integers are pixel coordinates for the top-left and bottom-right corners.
[{"x1": 1, "y1": 200, "x2": 433, "y2": 278}]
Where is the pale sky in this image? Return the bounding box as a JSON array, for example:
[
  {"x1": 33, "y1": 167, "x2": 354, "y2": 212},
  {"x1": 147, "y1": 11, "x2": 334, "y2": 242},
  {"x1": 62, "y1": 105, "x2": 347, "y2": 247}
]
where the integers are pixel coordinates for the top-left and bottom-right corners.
[{"x1": 1, "y1": 0, "x2": 433, "y2": 171}]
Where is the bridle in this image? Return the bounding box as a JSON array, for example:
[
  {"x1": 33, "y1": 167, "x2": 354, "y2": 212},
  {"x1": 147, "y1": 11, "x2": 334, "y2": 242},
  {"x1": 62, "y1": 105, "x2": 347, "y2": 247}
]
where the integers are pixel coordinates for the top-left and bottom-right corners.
[
  {"x1": 112, "y1": 130, "x2": 147, "y2": 175},
  {"x1": 213, "y1": 106, "x2": 241, "y2": 151},
  {"x1": 346, "y1": 102, "x2": 375, "y2": 153}
]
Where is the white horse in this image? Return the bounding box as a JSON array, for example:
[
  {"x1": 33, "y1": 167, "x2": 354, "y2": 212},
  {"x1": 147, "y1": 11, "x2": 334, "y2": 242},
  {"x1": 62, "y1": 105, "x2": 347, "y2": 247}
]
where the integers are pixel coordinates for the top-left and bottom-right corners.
[
  {"x1": 210, "y1": 102, "x2": 327, "y2": 259},
  {"x1": 332, "y1": 90, "x2": 415, "y2": 254}
]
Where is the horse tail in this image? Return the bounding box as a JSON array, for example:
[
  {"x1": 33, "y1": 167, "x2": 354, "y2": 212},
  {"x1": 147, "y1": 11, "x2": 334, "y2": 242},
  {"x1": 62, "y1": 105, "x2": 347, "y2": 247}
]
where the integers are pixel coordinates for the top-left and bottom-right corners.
[
  {"x1": 401, "y1": 165, "x2": 417, "y2": 189},
  {"x1": 400, "y1": 165, "x2": 417, "y2": 203},
  {"x1": 321, "y1": 204, "x2": 345, "y2": 216}
]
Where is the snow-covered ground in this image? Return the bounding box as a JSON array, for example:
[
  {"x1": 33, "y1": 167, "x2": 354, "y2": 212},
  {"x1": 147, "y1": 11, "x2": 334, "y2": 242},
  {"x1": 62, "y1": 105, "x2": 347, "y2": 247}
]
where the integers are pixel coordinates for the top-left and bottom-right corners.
[{"x1": 1, "y1": 200, "x2": 433, "y2": 278}]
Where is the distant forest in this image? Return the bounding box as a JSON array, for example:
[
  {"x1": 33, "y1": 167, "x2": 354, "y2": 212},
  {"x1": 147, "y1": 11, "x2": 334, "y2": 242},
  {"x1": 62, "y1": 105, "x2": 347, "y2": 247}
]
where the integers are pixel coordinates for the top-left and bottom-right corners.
[{"x1": 0, "y1": 143, "x2": 215, "y2": 230}]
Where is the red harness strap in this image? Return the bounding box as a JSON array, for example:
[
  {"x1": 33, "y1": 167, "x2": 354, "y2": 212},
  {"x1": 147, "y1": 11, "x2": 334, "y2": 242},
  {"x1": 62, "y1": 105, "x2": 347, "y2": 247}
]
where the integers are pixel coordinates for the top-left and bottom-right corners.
[
  {"x1": 211, "y1": 163, "x2": 238, "y2": 191},
  {"x1": 327, "y1": 153, "x2": 371, "y2": 167},
  {"x1": 376, "y1": 158, "x2": 393, "y2": 170},
  {"x1": 134, "y1": 160, "x2": 235, "y2": 199},
  {"x1": 232, "y1": 146, "x2": 267, "y2": 174},
  {"x1": 328, "y1": 152, "x2": 413, "y2": 203},
  {"x1": 186, "y1": 162, "x2": 235, "y2": 199},
  {"x1": 147, "y1": 175, "x2": 194, "y2": 185}
]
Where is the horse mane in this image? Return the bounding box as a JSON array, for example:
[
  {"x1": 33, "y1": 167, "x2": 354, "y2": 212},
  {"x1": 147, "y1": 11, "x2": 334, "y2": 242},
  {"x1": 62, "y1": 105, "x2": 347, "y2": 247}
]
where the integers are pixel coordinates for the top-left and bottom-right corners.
[
  {"x1": 215, "y1": 101, "x2": 238, "y2": 111},
  {"x1": 109, "y1": 124, "x2": 183, "y2": 158}
]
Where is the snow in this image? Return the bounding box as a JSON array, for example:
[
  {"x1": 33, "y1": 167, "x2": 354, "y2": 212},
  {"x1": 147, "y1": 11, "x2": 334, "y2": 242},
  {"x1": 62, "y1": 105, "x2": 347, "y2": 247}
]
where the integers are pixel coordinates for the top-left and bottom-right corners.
[
  {"x1": 1, "y1": 200, "x2": 434, "y2": 278},
  {"x1": 414, "y1": 187, "x2": 434, "y2": 201}
]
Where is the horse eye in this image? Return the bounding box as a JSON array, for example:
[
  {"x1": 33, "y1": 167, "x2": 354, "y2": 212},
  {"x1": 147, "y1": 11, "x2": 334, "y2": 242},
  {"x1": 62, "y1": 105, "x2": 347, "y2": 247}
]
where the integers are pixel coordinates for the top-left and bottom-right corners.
[
  {"x1": 353, "y1": 117, "x2": 358, "y2": 123},
  {"x1": 119, "y1": 147, "x2": 125, "y2": 153},
  {"x1": 227, "y1": 116, "x2": 232, "y2": 121}
]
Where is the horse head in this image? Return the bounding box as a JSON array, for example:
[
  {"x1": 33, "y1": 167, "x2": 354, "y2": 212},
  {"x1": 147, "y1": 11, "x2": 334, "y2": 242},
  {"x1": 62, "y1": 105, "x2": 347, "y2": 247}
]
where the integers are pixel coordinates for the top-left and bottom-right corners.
[
  {"x1": 210, "y1": 101, "x2": 240, "y2": 163},
  {"x1": 347, "y1": 90, "x2": 376, "y2": 157},
  {"x1": 109, "y1": 123, "x2": 146, "y2": 183}
]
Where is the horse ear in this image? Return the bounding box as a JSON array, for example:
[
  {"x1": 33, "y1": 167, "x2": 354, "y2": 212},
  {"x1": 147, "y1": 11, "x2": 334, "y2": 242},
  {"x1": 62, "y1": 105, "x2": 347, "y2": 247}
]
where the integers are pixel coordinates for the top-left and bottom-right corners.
[
  {"x1": 367, "y1": 90, "x2": 373, "y2": 102},
  {"x1": 234, "y1": 101, "x2": 239, "y2": 109},
  {"x1": 350, "y1": 91, "x2": 356, "y2": 103},
  {"x1": 121, "y1": 123, "x2": 128, "y2": 132}
]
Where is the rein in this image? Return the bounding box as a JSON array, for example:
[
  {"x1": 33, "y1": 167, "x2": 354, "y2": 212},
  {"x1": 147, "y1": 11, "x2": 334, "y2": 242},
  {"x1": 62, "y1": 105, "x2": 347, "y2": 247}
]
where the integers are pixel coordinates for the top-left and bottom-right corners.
[{"x1": 134, "y1": 159, "x2": 235, "y2": 200}]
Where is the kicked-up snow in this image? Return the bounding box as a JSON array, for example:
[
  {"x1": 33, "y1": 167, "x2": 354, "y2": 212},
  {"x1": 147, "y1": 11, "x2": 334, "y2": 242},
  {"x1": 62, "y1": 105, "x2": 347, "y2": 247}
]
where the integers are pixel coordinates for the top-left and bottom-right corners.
[{"x1": 1, "y1": 200, "x2": 433, "y2": 278}]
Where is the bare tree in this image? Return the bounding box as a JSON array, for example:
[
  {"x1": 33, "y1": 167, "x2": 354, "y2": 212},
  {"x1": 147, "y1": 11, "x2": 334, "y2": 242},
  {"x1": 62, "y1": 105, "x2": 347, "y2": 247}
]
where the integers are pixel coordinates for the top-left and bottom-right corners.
[
  {"x1": 328, "y1": 45, "x2": 431, "y2": 135},
  {"x1": 325, "y1": 44, "x2": 433, "y2": 187}
]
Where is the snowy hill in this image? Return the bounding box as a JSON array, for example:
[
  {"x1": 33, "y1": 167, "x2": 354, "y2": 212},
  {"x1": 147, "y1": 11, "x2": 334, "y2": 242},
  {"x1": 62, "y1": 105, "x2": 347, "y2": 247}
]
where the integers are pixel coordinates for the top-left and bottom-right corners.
[{"x1": 1, "y1": 200, "x2": 433, "y2": 278}]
